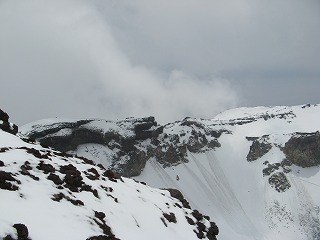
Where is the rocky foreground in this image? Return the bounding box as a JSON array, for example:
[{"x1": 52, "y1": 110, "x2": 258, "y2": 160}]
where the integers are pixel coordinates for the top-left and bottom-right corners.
[{"x1": 0, "y1": 109, "x2": 218, "y2": 240}]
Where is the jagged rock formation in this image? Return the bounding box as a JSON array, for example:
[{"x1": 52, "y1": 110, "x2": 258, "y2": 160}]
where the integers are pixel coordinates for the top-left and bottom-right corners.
[
  {"x1": 0, "y1": 109, "x2": 18, "y2": 135},
  {"x1": 147, "y1": 118, "x2": 221, "y2": 167}
]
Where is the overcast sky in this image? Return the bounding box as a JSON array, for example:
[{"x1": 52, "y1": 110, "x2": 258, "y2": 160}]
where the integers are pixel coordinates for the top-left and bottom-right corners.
[{"x1": 0, "y1": 0, "x2": 319, "y2": 126}]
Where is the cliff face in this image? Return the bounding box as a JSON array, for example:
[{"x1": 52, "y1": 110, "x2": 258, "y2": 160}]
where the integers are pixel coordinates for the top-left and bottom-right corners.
[
  {"x1": 20, "y1": 117, "x2": 221, "y2": 177},
  {"x1": 20, "y1": 117, "x2": 161, "y2": 177},
  {"x1": 283, "y1": 132, "x2": 320, "y2": 167}
]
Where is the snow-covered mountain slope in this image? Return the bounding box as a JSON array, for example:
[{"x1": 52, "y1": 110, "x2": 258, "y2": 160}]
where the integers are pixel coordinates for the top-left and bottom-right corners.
[
  {"x1": 0, "y1": 110, "x2": 218, "y2": 240},
  {"x1": 20, "y1": 104, "x2": 320, "y2": 240}
]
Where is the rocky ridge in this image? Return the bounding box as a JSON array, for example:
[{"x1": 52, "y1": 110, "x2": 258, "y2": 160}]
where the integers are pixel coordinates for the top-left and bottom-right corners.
[
  {"x1": 19, "y1": 104, "x2": 320, "y2": 191},
  {"x1": 20, "y1": 117, "x2": 222, "y2": 177}
]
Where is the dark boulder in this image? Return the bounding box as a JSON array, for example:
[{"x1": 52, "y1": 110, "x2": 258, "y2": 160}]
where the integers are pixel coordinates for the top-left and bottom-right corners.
[
  {"x1": 13, "y1": 223, "x2": 30, "y2": 240},
  {"x1": 0, "y1": 170, "x2": 20, "y2": 191},
  {"x1": 0, "y1": 109, "x2": 18, "y2": 135}
]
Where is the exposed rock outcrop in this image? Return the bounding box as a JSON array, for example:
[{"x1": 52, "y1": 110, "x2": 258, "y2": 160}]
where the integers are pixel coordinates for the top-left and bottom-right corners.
[
  {"x1": 246, "y1": 135, "x2": 295, "y2": 192},
  {"x1": 247, "y1": 131, "x2": 320, "y2": 193},
  {"x1": 21, "y1": 117, "x2": 163, "y2": 177},
  {"x1": 262, "y1": 159, "x2": 292, "y2": 177},
  {"x1": 246, "y1": 135, "x2": 272, "y2": 162},
  {"x1": 20, "y1": 117, "x2": 222, "y2": 177},
  {"x1": 146, "y1": 118, "x2": 221, "y2": 167},
  {"x1": 268, "y1": 172, "x2": 291, "y2": 193},
  {"x1": 25, "y1": 117, "x2": 162, "y2": 153},
  {"x1": 283, "y1": 132, "x2": 320, "y2": 167},
  {"x1": 0, "y1": 109, "x2": 18, "y2": 135},
  {"x1": 165, "y1": 188, "x2": 191, "y2": 209}
]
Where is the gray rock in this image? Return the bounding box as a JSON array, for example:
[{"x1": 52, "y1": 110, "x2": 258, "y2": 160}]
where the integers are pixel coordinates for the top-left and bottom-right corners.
[{"x1": 283, "y1": 132, "x2": 320, "y2": 167}]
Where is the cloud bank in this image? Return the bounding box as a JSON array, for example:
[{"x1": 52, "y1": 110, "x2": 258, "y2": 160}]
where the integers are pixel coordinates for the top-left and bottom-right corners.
[
  {"x1": 1, "y1": 0, "x2": 319, "y2": 125},
  {"x1": 99, "y1": 0, "x2": 320, "y2": 106},
  {"x1": 0, "y1": 0, "x2": 237, "y2": 125}
]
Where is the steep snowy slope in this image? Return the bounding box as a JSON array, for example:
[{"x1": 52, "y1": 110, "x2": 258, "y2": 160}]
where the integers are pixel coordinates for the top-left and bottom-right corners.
[
  {"x1": 0, "y1": 110, "x2": 218, "y2": 240},
  {"x1": 20, "y1": 104, "x2": 320, "y2": 240},
  {"x1": 134, "y1": 104, "x2": 320, "y2": 240}
]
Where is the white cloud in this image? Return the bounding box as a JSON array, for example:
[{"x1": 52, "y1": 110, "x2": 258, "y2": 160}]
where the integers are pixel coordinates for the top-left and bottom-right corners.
[
  {"x1": 1, "y1": 0, "x2": 319, "y2": 125},
  {"x1": 0, "y1": 0, "x2": 237, "y2": 125},
  {"x1": 96, "y1": 0, "x2": 320, "y2": 107}
]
